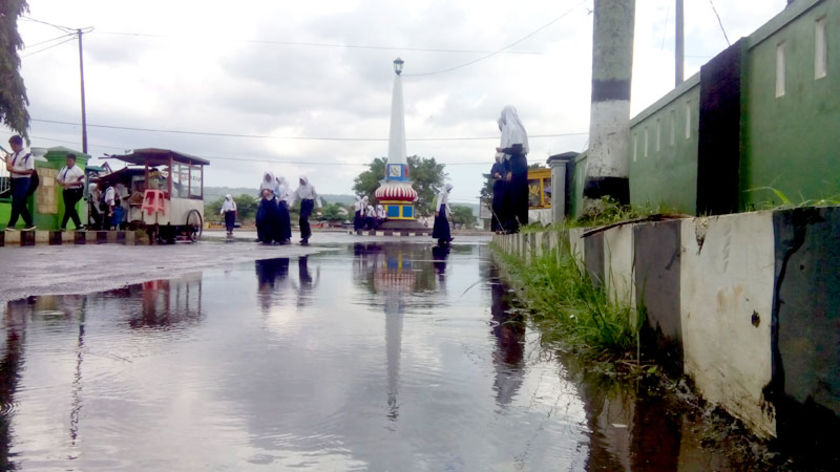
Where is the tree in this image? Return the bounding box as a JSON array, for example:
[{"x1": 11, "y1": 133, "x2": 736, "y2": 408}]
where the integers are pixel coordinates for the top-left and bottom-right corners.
[
  {"x1": 450, "y1": 205, "x2": 477, "y2": 229},
  {"x1": 319, "y1": 202, "x2": 349, "y2": 222},
  {"x1": 233, "y1": 194, "x2": 258, "y2": 222},
  {"x1": 352, "y1": 155, "x2": 446, "y2": 216},
  {"x1": 0, "y1": 0, "x2": 30, "y2": 139},
  {"x1": 205, "y1": 194, "x2": 258, "y2": 224}
]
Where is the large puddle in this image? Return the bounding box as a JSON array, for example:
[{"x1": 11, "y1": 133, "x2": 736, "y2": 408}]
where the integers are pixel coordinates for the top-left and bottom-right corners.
[{"x1": 0, "y1": 242, "x2": 762, "y2": 470}]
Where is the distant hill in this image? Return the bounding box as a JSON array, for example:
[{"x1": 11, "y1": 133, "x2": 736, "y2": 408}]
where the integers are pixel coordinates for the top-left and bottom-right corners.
[{"x1": 204, "y1": 186, "x2": 356, "y2": 207}]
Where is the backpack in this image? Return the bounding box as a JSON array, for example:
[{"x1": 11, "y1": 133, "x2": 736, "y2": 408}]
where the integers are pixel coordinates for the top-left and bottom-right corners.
[{"x1": 26, "y1": 169, "x2": 39, "y2": 196}]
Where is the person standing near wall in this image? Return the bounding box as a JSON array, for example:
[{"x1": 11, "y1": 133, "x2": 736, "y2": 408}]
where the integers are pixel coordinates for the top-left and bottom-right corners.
[
  {"x1": 432, "y1": 184, "x2": 454, "y2": 246},
  {"x1": 496, "y1": 106, "x2": 529, "y2": 233},
  {"x1": 490, "y1": 152, "x2": 508, "y2": 233},
  {"x1": 56, "y1": 153, "x2": 85, "y2": 231},
  {"x1": 3, "y1": 135, "x2": 36, "y2": 231},
  {"x1": 220, "y1": 194, "x2": 237, "y2": 238},
  {"x1": 292, "y1": 176, "x2": 321, "y2": 246}
]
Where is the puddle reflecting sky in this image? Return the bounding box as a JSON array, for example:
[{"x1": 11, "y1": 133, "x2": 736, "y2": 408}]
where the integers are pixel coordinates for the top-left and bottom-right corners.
[{"x1": 0, "y1": 243, "x2": 750, "y2": 471}]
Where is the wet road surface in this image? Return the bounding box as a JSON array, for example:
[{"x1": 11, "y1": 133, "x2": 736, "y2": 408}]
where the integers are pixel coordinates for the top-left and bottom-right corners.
[{"x1": 0, "y1": 242, "x2": 760, "y2": 471}]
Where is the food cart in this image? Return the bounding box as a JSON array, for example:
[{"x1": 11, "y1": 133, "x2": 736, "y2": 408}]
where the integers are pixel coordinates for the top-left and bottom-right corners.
[{"x1": 105, "y1": 148, "x2": 209, "y2": 243}]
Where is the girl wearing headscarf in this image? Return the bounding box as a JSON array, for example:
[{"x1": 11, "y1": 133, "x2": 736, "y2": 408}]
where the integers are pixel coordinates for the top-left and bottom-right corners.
[
  {"x1": 364, "y1": 202, "x2": 377, "y2": 230},
  {"x1": 275, "y1": 176, "x2": 292, "y2": 244},
  {"x1": 490, "y1": 152, "x2": 508, "y2": 233},
  {"x1": 256, "y1": 171, "x2": 280, "y2": 244},
  {"x1": 432, "y1": 184, "x2": 454, "y2": 246},
  {"x1": 497, "y1": 105, "x2": 529, "y2": 233},
  {"x1": 354, "y1": 196, "x2": 366, "y2": 232},
  {"x1": 220, "y1": 194, "x2": 237, "y2": 237},
  {"x1": 376, "y1": 204, "x2": 386, "y2": 229},
  {"x1": 292, "y1": 176, "x2": 321, "y2": 245}
]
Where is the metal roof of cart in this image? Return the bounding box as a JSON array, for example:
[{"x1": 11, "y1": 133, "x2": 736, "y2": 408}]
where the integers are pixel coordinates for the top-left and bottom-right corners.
[{"x1": 108, "y1": 148, "x2": 210, "y2": 166}]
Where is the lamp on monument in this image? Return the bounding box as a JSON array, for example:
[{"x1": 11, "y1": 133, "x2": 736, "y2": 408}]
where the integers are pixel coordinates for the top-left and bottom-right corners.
[{"x1": 393, "y1": 57, "x2": 404, "y2": 76}]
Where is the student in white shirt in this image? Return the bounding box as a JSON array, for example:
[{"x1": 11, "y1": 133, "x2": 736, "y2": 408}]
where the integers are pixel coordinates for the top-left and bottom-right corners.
[
  {"x1": 291, "y1": 176, "x2": 321, "y2": 245},
  {"x1": 4, "y1": 135, "x2": 36, "y2": 231},
  {"x1": 56, "y1": 153, "x2": 86, "y2": 230},
  {"x1": 103, "y1": 184, "x2": 117, "y2": 229}
]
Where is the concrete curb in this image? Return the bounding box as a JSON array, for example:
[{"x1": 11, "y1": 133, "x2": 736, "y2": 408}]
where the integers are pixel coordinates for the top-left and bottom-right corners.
[{"x1": 0, "y1": 230, "x2": 147, "y2": 248}]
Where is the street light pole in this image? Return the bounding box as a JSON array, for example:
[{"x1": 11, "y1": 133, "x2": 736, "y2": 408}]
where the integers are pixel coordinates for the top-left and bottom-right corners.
[{"x1": 77, "y1": 28, "x2": 88, "y2": 154}]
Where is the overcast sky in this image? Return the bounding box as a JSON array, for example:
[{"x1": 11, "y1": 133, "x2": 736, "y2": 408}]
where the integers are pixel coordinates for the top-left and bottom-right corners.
[{"x1": 9, "y1": 0, "x2": 786, "y2": 203}]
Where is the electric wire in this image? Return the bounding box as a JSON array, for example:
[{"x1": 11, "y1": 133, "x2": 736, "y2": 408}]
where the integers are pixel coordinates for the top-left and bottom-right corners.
[
  {"x1": 22, "y1": 16, "x2": 76, "y2": 33},
  {"x1": 94, "y1": 31, "x2": 542, "y2": 56},
  {"x1": 28, "y1": 135, "x2": 531, "y2": 167},
  {"x1": 22, "y1": 36, "x2": 78, "y2": 58},
  {"x1": 32, "y1": 118, "x2": 586, "y2": 142},
  {"x1": 707, "y1": 0, "x2": 731, "y2": 46},
  {"x1": 25, "y1": 32, "x2": 76, "y2": 49},
  {"x1": 404, "y1": 0, "x2": 588, "y2": 77}
]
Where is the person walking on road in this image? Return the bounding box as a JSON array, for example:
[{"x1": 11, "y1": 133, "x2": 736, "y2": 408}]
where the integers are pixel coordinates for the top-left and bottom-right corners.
[
  {"x1": 256, "y1": 171, "x2": 280, "y2": 244},
  {"x1": 220, "y1": 194, "x2": 237, "y2": 238},
  {"x1": 496, "y1": 106, "x2": 529, "y2": 234},
  {"x1": 4, "y1": 135, "x2": 36, "y2": 232},
  {"x1": 56, "y1": 153, "x2": 85, "y2": 231},
  {"x1": 275, "y1": 176, "x2": 292, "y2": 244},
  {"x1": 432, "y1": 183, "x2": 454, "y2": 246},
  {"x1": 292, "y1": 176, "x2": 321, "y2": 246}
]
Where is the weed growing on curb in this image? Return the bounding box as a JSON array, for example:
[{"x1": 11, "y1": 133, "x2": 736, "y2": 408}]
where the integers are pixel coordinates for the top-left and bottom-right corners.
[{"x1": 493, "y1": 245, "x2": 645, "y2": 362}]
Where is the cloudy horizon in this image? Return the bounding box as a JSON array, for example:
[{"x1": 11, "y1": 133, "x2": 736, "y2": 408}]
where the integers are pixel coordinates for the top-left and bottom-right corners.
[{"x1": 8, "y1": 0, "x2": 786, "y2": 204}]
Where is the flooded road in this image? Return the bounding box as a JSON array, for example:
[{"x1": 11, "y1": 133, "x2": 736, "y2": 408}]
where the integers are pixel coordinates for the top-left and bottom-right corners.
[{"x1": 1, "y1": 242, "x2": 761, "y2": 471}]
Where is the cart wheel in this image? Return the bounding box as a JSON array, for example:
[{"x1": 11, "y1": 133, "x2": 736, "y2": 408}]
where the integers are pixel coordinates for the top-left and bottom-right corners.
[{"x1": 186, "y1": 210, "x2": 203, "y2": 242}]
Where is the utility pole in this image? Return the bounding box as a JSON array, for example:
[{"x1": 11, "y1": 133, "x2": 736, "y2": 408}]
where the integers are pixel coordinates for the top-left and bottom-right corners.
[
  {"x1": 584, "y1": 0, "x2": 636, "y2": 207},
  {"x1": 77, "y1": 29, "x2": 88, "y2": 154},
  {"x1": 676, "y1": 0, "x2": 684, "y2": 86}
]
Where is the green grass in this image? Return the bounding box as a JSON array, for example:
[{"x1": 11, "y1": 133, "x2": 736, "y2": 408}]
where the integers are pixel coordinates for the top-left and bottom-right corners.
[
  {"x1": 493, "y1": 244, "x2": 645, "y2": 363},
  {"x1": 746, "y1": 186, "x2": 840, "y2": 210}
]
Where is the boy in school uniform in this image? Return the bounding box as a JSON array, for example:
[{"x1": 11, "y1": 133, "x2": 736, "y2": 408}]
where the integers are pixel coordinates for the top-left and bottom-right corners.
[
  {"x1": 56, "y1": 153, "x2": 86, "y2": 230},
  {"x1": 3, "y1": 135, "x2": 36, "y2": 231}
]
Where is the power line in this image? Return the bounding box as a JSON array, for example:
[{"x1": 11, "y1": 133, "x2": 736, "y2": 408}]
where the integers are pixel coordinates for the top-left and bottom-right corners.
[
  {"x1": 32, "y1": 118, "x2": 587, "y2": 142},
  {"x1": 405, "y1": 0, "x2": 588, "y2": 77},
  {"x1": 25, "y1": 32, "x2": 76, "y2": 49},
  {"x1": 94, "y1": 31, "x2": 542, "y2": 56},
  {"x1": 22, "y1": 16, "x2": 76, "y2": 33},
  {"x1": 22, "y1": 36, "x2": 77, "y2": 58},
  {"x1": 707, "y1": 0, "x2": 731, "y2": 46}
]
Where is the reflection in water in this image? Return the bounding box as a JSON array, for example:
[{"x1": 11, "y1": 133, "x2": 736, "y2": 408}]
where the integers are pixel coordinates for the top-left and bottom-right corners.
[
  {"x1": 255, "y1": 258, "x2": 290, "y2": 313},
  {"x1": 0, "y1": 245, "x2": 799, "y2": 471},
  {"x1": 129, "y1": 276, "x2": 204, "y2": 328},
  {"x1": 487, "y1": 265, "x2": 525, "y2": 408},
  {"x1": 293, "y1": 256, "x2": 320, "y2": 307},
  {"x1": 0, "y1": 300, "x2": 26, "y2": 471}
]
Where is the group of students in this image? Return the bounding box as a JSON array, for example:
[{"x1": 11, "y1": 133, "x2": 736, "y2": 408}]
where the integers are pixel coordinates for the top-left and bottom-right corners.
[
  {"x1": 235, "y1": 172, "x2": 321, "y2": 246},
  {"x1": 489, "y1": 106, "x2": 530, "y2": 234},
  {"x1": 353, "y1": 196, "x2": 386, "y2": 232}
]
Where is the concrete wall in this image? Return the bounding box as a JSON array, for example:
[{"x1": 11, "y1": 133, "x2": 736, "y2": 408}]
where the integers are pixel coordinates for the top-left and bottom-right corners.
[
  {"x1": 680, "y1": 213, "x2": 776, "y2": 437},
  {"x1": 628, "y1": 75, "x2": 700, "y2": 214},
  {"x1": 742, "y1": 0, "x2": 840, "y2": 210},
  {"x1": 492, "y1": 205, "x2": 840, "y2": 440}
]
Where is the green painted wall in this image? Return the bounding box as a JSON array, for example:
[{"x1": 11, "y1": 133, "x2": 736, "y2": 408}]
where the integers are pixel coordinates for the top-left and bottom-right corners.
[
  {"x1": 742, "y1": 0, "x2": 840, "y2": 209},
  {"x1": 629, "y1": 81, "x2": 700, "y2": 214}
]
